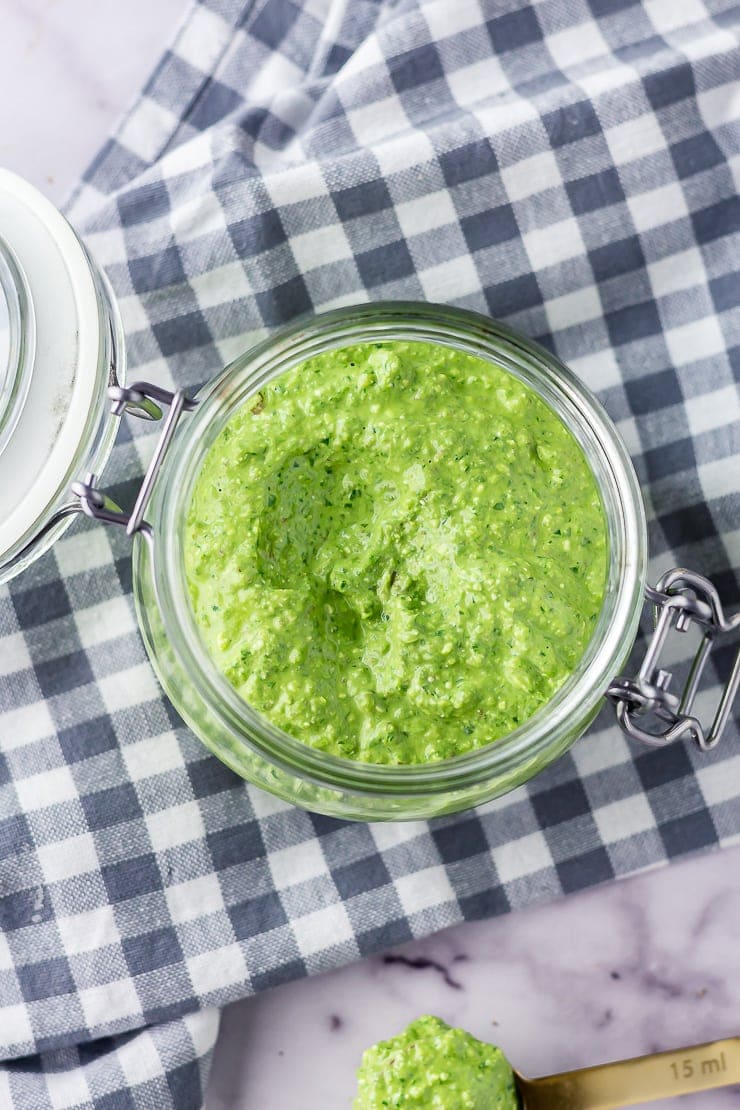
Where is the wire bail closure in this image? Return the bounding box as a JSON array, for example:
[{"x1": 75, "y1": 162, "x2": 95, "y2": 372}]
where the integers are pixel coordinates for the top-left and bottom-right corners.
[
  {"x1": 71, "y1": 381, "x2": 197, "y2": 546},
  {"x1": 607, "y1": 569, "x2": 740, "y2": 751}
]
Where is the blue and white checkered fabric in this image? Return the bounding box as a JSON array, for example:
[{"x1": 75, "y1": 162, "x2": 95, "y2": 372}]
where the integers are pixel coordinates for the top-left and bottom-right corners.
[{"x1": 1, "y1": 0, "x2": 738, "y2": 1105}]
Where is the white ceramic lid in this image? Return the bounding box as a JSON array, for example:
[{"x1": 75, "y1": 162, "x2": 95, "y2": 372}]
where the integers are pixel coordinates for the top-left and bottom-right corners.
[{"x1": 0, "y1": 169, "x2": 102, "y2": 561}]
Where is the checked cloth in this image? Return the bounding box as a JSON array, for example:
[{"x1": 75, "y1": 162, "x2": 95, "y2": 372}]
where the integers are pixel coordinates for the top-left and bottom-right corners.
[{"x1": 1, "y1": 0, "x2": 739, "y2": 1105}]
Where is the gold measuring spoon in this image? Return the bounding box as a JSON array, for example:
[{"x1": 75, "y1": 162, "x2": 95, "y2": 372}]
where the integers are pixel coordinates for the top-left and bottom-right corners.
[{"x1": 516, "y1": 1036, "x2": 739, "y2": 1108}]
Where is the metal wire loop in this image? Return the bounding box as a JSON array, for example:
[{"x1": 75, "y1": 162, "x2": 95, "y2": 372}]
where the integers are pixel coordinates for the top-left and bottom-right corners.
[
  {"x1": 607, "y1": 569, "x2": 740, "y2": 751},
  {"x1": 70, "y1": 382, "x2": 197, "y2": 546}
]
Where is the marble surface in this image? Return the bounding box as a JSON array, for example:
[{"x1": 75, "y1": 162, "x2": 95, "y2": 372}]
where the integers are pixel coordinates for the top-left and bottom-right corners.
[
  {"x1": 0, "y1": 0, "x2": 187, "y2": 205},
  {"x1": 209, "y1": 848, "x2": 740, "y2": 1109},
  {"x1": 1, "y1": 3, "x2": 738, "y2": 1108}
]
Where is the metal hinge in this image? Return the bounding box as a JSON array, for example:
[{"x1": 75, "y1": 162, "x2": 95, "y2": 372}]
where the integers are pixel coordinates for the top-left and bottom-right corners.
[
  {"x1": 71, "y1": 381, "x2": 197, "y2": 546},
  {"x1": 607, "y1": 568, "x2": 740, "y2": 751}
]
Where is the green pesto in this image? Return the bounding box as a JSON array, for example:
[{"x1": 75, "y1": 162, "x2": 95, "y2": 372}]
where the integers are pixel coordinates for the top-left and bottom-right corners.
[
  {"x1": 353, "y1": 1015, "x2": 518, "y2": 1109},
  {"x1": 184, "y1": 339, "x2": 607, "y2": 765}
]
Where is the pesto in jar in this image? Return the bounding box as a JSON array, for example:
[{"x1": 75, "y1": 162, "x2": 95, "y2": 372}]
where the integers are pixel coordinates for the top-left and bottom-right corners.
[
  {"x1": 184, "y1": 339, "x2": 606, "y2": 764},
  {"x1": 353, "y1": 1015, "x2": 518, "y2": 1109}
]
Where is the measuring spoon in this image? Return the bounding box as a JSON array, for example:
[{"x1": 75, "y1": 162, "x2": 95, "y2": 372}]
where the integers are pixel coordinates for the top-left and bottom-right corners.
[{"x1": 517, "y1": 1036, "x2": 739, "y2": 1108}]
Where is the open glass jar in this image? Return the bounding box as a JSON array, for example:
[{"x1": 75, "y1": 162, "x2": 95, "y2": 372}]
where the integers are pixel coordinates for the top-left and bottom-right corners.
[{"x1": 3, "y1": 174, "x2": 737, "y2": 821}]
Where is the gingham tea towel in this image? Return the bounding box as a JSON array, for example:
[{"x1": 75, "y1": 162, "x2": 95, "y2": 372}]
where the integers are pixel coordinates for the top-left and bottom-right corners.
[{"x1": 1, "y1": 0, "x2": 739, "y2": 1105}]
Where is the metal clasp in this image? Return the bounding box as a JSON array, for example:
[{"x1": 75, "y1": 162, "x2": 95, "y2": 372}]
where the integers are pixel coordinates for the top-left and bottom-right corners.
[
  {"x1": 71, "y1": 381, "x2": 197, "y2": 547},
  {"x1": 607, "y1": 569, "x2": 740, "y2": 751}
]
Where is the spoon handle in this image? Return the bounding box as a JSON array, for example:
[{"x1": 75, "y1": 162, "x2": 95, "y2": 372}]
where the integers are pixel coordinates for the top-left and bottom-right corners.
[{"x1": 518, "y1": 1036, "x2": 740, "y2": 1109}]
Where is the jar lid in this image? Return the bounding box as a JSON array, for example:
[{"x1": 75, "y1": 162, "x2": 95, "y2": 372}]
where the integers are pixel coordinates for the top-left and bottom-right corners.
[{"x1": 0, "y1": 169, "x2": 104, "y2": 569}]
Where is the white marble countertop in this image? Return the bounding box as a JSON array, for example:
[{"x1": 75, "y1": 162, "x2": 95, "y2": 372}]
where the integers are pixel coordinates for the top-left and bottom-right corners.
[{"x1": 2, "y1": 3, "x2": 739, "y2": 1108}]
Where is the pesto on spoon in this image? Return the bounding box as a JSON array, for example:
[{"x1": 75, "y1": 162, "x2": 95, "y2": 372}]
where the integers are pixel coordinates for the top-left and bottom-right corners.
[{"x1": 354, "y1": 1015, "x2": 517, "y2": 1109}]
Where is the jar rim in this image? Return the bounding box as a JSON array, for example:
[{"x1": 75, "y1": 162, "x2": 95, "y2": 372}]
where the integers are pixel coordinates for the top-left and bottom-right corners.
[{"x1": 148, "y1": 302, "x2": 648, "y2": 796}]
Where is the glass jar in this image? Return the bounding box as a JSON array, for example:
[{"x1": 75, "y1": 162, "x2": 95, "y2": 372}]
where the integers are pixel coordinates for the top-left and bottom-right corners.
[
  {"x1": 3, "y1": 173, "x2": 736, "y2": 821},
  {"x1": 133, "y1": 303, "x2": 649, "y2": 820},
  {"x1": 0, "y1": 169, "x2": 124, "y2": 582}
]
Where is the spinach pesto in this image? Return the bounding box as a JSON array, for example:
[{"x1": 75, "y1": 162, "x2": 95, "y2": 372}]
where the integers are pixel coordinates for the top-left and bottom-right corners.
[
  {"x1": 354, "y1": 1015, "x2": 518, "y2": 1109},
  {"x1": 184, "y1": 339, "x2": 607, "y2": 765}
]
